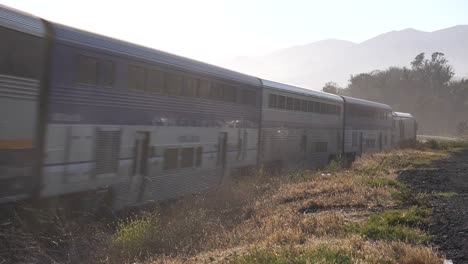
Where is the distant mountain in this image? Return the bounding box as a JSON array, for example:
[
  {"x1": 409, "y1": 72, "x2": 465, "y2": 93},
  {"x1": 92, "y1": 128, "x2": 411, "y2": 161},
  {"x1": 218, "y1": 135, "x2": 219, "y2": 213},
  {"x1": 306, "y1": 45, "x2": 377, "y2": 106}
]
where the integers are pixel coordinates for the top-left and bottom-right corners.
[{"x1": 221, "y1": 25, "x2": 468, "y2": 89}]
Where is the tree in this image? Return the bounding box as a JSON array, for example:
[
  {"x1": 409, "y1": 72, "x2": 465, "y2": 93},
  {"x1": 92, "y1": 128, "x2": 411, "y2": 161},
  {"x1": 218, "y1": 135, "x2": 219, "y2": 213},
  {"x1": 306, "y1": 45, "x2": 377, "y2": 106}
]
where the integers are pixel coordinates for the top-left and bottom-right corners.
[
  {"x1": 345, "y1": 52, "x2": 463, "y2": 135},
  {"x1": 322, "y1": 82, "x2": 339, "y2": 94},
  {"x1": 411, "y1": 52, "x2": 425, "y2": 69},
  {"x1": 410, "y1": 52, "x2": 454, "y2": 96}
]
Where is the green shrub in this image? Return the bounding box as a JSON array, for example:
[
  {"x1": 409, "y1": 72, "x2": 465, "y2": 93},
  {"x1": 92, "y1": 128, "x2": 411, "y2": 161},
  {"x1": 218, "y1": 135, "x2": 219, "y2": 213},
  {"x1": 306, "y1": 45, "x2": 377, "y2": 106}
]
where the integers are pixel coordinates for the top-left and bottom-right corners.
[
  {"x1": 365, "y1": 178, "x2": 406, "y2": 189},
  {"x1": 111, "y1": 212, "x2": 161, "y2": 259},
  {"x1": 354, "y1": 222, "x2": 429, "y2": 243},
  {"x1": 369, "y1": 206, "x2": 430, "y2": 227},
  {"x1": 433, "y1": 192, "x2": 458, "y2": 198},
  {"x1": 230, "y1": 245, "x2": 354, "y2": 264},
  {"x1": 348, "y1": 207, "x2": 431, "y2": 243},
  {"x1": 325, "y1": 159, "x2": 342, "y2": 173},
  {"x1": 391, "y1": 188, "x2": 430, "y2": 207}
]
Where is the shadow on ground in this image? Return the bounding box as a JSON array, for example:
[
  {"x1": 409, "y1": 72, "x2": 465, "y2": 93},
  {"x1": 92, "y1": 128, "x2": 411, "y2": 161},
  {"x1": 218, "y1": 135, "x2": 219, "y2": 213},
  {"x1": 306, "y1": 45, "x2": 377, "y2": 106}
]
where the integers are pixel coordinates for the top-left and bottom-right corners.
[{"x1": 398, "y1": 149, "x2": 468, "y2": 263}]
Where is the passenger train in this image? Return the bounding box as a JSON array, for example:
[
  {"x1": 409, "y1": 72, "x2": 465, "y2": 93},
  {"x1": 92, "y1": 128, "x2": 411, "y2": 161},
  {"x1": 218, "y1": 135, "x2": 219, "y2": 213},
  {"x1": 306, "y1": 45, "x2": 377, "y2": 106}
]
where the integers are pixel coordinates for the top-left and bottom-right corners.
[{"x1": 0, "y1": 6, "x2": 417, "y2": 210}]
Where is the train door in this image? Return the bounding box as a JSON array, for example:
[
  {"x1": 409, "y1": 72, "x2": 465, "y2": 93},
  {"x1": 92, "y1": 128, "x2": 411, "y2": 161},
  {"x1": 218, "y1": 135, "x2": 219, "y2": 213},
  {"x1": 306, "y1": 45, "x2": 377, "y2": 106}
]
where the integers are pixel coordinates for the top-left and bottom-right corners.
[
  {"x1": 217, "y1": 132, "x2": 228, "y2": 182},
  {"x1": 129, "y1": 131, "x2": 149, "y2": 204}
]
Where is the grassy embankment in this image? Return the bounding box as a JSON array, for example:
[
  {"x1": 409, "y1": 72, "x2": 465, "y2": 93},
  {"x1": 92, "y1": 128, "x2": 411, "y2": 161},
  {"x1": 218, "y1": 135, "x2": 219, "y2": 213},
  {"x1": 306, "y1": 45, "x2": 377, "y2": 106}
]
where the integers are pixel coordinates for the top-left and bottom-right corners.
[
  {"x1": 108, "y1": 140, "x2": 468, "y2": 263},
  {"x1": 2, "y1": 139, "x2": 467, "y2": 263}
]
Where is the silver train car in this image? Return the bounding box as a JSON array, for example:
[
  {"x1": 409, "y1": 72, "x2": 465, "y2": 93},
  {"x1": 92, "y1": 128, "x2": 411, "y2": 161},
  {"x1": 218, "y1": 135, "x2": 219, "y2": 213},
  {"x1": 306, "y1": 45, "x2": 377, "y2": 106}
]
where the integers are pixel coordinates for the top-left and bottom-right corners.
[
  {"x1": 0, "y1": 6, "x2": 262, "y2": 209},
  {"x1": 0, "y1": 5, "x2": 417, "y2": 210},
  {"x1": 260, "y1": 80, "x2": 343, "y2": 169},
  {"x1": 392, "y1": 112, "x2": 417, "y2": 144},
  {"x1": 341, "y1": 96, "x2": 393, "y2": 158}
]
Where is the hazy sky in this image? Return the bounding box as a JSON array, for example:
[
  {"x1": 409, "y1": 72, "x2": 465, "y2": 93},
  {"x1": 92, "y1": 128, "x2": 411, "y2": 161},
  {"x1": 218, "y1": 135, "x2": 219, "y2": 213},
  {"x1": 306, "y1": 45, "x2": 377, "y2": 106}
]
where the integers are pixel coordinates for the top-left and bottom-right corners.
[{"x1": 1, "y1": 0, "x2": 467, "y2": 63}]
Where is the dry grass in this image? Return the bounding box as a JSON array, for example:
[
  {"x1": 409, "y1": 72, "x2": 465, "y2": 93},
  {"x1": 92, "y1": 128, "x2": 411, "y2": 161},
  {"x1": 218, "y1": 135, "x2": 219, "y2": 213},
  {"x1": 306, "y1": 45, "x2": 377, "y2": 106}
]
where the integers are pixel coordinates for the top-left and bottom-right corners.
[
  {"x1": 1, "y1": 146, "x2": 452, "y2": 263},
  {"x1": 133, "y1": 148, "x2": 448, "y2": 263}
]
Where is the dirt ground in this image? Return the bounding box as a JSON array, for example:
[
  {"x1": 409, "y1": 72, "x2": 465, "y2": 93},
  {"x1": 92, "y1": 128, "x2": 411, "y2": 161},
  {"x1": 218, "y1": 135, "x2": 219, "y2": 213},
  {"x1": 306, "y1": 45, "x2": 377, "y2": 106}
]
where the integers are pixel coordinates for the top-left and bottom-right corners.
[{"x1": 399, "y1": 149, "x2": 468, "y2": 263}]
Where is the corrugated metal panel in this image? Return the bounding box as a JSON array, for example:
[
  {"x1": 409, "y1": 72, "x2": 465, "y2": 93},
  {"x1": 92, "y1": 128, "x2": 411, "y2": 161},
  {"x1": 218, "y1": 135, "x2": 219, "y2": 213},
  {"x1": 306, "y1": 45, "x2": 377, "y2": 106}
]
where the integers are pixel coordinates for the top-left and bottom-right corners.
[
  {"x1": 52, "y1": 23, "x2": 261, "y2": 87},
  {"x1": 0, "y1": 5, "x2": 45, "y2": 37},
  {"x1": 142, "y1": 168, "x2": 219, "y2": 202},
  {"x1": 95, "y1": 130, "x2": 121, "y2": 175},
  {"x1": 261, "y1": 79, "x2": 343, "y2": 103},
  {"x1": 0, "y1": 74, "x2": 39, "y2": 100},
  {"x1": 343, "y1": 96, "x2": 392, "y2": 110},
  {"x1": 112, "y1": 168, "x2": 220, "y2": 209}
]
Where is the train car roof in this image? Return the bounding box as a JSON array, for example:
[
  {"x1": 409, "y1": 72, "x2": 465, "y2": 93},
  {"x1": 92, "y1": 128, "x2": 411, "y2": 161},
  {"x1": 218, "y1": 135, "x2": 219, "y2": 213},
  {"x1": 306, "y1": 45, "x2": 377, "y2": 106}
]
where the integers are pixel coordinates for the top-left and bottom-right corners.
[
  {"x1": 0, "y1": 5, "x2": 45, "y2": 37},
  {"x1": 392, "y1": 112, "x2": 414, "y2": 118},
  {"x1": 342, "y1": 96, "x2": 392, "y2": 111},
  {"x1": 261, "y1": 79, "x2": 343, "y2": 103},
  {"x1": 51, "y1": 23, "x2": 261, "y2": 87}
]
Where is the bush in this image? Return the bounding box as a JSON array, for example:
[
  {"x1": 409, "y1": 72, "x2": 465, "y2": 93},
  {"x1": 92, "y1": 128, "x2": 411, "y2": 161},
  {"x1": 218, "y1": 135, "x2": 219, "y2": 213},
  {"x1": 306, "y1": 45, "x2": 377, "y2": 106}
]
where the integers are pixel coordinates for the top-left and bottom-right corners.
[
  {"x1": 433, "y1": 191, "x2": 458, "y2": 198},
  {"x1": 111, "y1": 212, "x2": 161, "y2": 259},
  {"x1": 325, "y1": 159, "x2": 342, "y2": 173},
  {"x1": 365, "y1": 178, "x2": 406, "y2": 189},
  {"x1": 230, "y1": 245, "x2": 354, "y2": 264},
  {"x1": 348, "y1": 207, "x2": 431, "y2": 243}
]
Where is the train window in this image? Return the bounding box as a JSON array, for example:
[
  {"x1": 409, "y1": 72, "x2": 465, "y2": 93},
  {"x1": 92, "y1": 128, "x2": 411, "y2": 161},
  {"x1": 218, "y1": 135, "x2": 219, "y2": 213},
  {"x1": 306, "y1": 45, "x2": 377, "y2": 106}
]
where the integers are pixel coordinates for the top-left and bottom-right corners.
[
  {"x1": 319, "y1": 103, "x2": 325, "y2": 114},
  {"x1": 165, "y1": 73, "x2": 183, "y2": 95},
  {"x1": 195, "y1": 147, "x2": 203, "y2": 167},
  {"x1": 277, "y1": 95, "x2": 286, "y2": 109},
  {"x1": 182, "y1": 77, "x2": 198, "y2": 97},
  {"x1": 293, "y1": 98, "x2": 301, "y2": 111},
  {"x1": 0, "y1": 26, "x2": 45, "y2": 79},
  {"x1": 223, "y1": 85, "x2": 237, "y2": 103},
  {"x1": 77, "y1": 56, "x2": 98, "y2": 85},
  {"x1": 240, "y1": 89, "x2": 256, "y2": 106},
  {"x1": 147, "y1": 69, "x2": 165, "y2": 93},
  {"x1": 315, "y1": 142, "x2": 328, "y2": 152},
  {"x1": 307, "y1": 101, "x2": 314, "y2": 112},
  {"x1": 313, "y1": 102, "x2": 320, "y2": 113},
  {"x1": 128, "y1": 65, "x2": 146, "y2": 91},
  {"x1": 331, "y1": 105, "x2": 337, "y2": 115},
  {"x1": 336, "y1": 106, "x2": 341, "y2": 115},
  {"x1": 198, "y1": 79, "x2": 211, "y2": 98},
  {"x1": 100, "y1": 60, "x2": 115, "y2": 87},
  {"x1": 301, "y1": 100, "x2": 308, "y2": 112},
  {"x1": 286, "y1": 97, "x2": 294, "y2": 110},
  {"x1": 180, "y1": 148, "x2": 194, "y2": 168},
  {"x1": 269, "y1": 94, "x2": 277, "y2": 108},
  {"x1": 209, "y1": 83, "x2": 224, "y2": 101},
  {"x1": 163, "y1": 148, "x2": 179, "y2": 170}
]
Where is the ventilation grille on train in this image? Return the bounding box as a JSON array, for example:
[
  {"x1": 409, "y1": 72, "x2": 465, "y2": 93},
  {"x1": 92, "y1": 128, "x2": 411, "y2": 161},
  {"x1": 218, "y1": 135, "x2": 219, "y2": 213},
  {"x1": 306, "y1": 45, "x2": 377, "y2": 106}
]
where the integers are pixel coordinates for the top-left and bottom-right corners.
[{"x1": 95, "y1": 130, "x2": 121, "y2": 175}]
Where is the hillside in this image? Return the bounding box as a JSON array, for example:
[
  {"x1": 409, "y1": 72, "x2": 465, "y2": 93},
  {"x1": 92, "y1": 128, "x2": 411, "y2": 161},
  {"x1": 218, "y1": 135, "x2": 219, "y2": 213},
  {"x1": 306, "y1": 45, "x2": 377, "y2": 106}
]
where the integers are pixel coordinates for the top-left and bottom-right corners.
[{"x1": 222, "y1": 25, "x2": 468, "y2": 88}]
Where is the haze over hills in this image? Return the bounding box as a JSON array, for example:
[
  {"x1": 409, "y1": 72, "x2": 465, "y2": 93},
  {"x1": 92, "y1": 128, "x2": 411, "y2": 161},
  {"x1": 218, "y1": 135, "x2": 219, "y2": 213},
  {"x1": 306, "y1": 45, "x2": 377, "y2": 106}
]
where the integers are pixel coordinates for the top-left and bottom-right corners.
[{"x1": 221, "y1": 25, "x2": 468, "y2": 90}]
